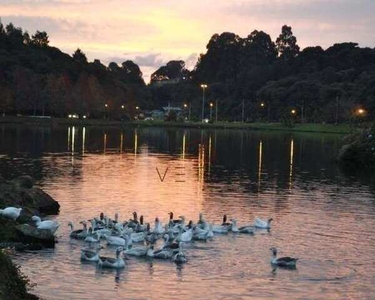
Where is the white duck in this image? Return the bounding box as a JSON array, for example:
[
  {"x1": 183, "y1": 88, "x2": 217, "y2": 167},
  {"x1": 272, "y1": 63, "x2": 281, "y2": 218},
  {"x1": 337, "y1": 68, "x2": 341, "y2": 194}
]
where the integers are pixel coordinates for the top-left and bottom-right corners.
[
  {"x1": 31, "y1": 216, "x2": 60, "y2": 235},
  {"x1": 270, "y1": 247, "x2": 298, "y2": 267},
  {"x1": 80, "y1": 244, "x2": 103, "y2": 262},
  {"x1": 254, "y1": 217, "x2": 273, "y2": 229},
  {"x1": 0, "y1": 207, "x2": 22, "y2": 221},
  {"x1": 98, "y1": 247, "x2": 125, "y2": 269},
  {"x1": 230, "y1": 219, "x2": 254, "y2": 234}
]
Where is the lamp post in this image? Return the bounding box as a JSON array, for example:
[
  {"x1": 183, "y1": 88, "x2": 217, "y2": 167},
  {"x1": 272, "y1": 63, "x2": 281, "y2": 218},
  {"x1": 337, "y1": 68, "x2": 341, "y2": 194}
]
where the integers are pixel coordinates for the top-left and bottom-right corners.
[
  {"x1": 184, "y1": 103, "x2": 191, "y2": 121},
  {"x1": 210, "y1": 102, "x2": 213, "y2": 120},
  {"x1": 201, "y1": 84, "x2": 207, "y2": 122},
  {"x1": 104, "y1": 103, "x2": 108, "y2": 119}
]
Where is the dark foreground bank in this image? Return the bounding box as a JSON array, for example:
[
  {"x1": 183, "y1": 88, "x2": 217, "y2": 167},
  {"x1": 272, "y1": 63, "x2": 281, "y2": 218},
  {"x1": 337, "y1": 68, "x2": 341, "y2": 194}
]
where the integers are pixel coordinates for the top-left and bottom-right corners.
[{"x1": 0, "y1": 175, "x2": 60, "y2": 300}]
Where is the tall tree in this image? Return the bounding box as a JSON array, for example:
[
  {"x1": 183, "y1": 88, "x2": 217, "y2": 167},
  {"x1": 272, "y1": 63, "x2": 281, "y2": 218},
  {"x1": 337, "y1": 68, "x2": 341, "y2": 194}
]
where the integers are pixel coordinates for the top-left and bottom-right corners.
[
  {"x1": 0, "y1": 18, "x2": 5, "y2": 35},
  {"x1": 31, "y1": 30, "x2": 49, "y2": 47},
  {"x1": 72, "y1": 48, "x2": 88, "y2": 63},
  {"x1": 276, "y1": 25, "x2": 300, "y2": 60}
]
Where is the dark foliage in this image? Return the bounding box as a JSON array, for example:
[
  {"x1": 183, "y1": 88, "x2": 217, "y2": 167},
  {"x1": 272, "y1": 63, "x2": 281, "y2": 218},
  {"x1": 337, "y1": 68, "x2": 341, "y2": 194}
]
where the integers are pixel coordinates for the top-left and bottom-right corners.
[{"x1": 0, "y1": 19, "x2": 374, "y2": 122}]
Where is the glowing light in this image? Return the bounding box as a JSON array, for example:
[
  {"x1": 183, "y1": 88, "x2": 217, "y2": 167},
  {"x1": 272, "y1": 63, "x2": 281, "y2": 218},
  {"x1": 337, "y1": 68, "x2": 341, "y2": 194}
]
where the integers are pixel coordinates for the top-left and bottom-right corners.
[
  {"x1": 291, "y1": 109, "x2": 296, "y2": 114},
  {"x1": 200, "y1": 84, "x2": 207, "y2": 89},
  {"x1": 121, "y1": 105, "x2": 125, "y2": 109},
  {"x1": 184, "y1": 103, "x2": 188, "y2": 108},
  {"x1": 261, "y1": 103, "x2": 265, "y2": 107},
  {"x1": 105, "y1": 104, "x2": 108, "y2": 108},
  {"x1": 358, "y1": 108, "x2": 365, "y2": 115},
  {"x1": 136, "y1": 106, "x2": 139, "y2": 110},
  {"x1": 82, "y1": 115, "x2": 87, "y2": 119},
  {"x1": 210, "y1": 103, "x2": 213, "y2": 107}
]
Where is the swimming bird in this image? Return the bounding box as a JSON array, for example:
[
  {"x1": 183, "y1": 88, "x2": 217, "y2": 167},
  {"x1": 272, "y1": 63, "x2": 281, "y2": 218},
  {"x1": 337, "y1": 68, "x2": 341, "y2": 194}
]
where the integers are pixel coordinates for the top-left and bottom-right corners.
[
  {"x1": 221, "y1": 214, "x2": 231, "y2": 226},
  {"x1": 254, "y1": 217, "x2": 273, "y2": 229},
  {"x1": 152, "y1": 217, "x2": 165, "y2": 234},
  {"x1": 211, "y1": 223, "x2": 229, "y2": 234},
  {"x1": 146, "y1": 245, "x2": 173, "y2": 259},
  {"x1": 230, "y1": 219, "x2": 254, "y2": 234},
  {"x1": 162, "y1": 234, "x2": 179, "y2": 252},
  {"x1": 0, "y1": 207, "x2": 22, "y2": 221},
  {"x1": 270, "y1": 247, "x2": 298, "y2": 267},
  {"x1": 31, "y1": 216, "x2": 60, "y2": 235},
  {"x1": 84, "y1": 230, "x2": 101, "y2": 245},
  {"x1": 104, "y1": 234, "x2": 126, "y2": 247},
  {"x1": 123, "y1": 237, "x2": 147, "y2": 257},
  {"x1": 168, "y1": 212, "x2": 183, "y2": 226},
  {"x1": 98, "y1": 247, "x2": 125, "y2": 269},
  {"x1": 80, "y1": 244, "x2": 103, "y2": 262},
  {"x1": 173, "y1": 242, "x2": 187, "y2": 264},
  {"x1": 68, "y1": 221, "x2": 88, "y2": 239},
  {"x1": 176, "y1": 222, "x2": 193, "y2": 242}
]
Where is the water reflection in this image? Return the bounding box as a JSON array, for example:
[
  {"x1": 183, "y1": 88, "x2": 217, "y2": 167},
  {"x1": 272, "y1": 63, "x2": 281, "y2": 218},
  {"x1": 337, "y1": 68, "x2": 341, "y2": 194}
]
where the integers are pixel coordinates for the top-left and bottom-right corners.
[
  {"x1": 289, "y1": 139, "x2": 294, "y2": 190},
  {"x1": 1, "y1": 125, "x2": 375, "y2": 299}
]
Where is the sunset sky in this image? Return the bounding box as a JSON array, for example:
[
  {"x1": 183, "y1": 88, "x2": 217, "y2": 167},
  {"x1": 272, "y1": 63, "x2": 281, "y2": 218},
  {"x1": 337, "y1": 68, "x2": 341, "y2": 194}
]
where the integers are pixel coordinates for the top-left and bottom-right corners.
[{"x1": 1, "y1": 0, "x2": 375, "y2": 81}]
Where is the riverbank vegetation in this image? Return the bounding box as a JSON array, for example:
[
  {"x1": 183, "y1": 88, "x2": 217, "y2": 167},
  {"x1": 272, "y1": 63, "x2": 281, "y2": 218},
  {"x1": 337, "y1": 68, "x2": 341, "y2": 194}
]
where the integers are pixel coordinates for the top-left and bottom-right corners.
[
  {"x1": 338, "y1": 123, "x2": 375, "y2": 169},
  {"x1": 0, "y1": 20, "x2": 374, "y2": 124}
]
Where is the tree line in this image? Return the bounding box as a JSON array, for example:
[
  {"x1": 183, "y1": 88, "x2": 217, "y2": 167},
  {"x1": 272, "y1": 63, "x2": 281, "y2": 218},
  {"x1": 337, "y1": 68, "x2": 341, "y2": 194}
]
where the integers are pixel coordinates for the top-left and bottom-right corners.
[{"x1": 1, "y1": 19, "x2": 374, "y2": 123}]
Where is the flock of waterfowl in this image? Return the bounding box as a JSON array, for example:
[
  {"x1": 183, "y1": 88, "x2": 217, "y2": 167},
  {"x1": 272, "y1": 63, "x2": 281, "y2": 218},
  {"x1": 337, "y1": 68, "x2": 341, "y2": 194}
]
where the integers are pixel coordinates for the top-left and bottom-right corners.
[
  {"x1": 0, "y1": 206, "x2": 298, "y2": 269},
  {"x1": 67, "y1": 211, "x2": 298, "y2": 269}
]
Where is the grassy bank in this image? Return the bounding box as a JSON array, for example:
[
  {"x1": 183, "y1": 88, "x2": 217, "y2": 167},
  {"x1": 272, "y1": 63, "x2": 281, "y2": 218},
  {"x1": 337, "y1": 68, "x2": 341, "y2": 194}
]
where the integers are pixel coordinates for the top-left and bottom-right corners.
[{"x1": 0, "y1": 115, "x2": 356, "y2": 134}]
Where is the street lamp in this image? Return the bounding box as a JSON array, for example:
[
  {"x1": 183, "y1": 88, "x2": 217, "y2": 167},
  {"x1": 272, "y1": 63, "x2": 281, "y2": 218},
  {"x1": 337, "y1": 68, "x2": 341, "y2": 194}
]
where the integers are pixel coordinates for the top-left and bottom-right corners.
[
  {"x1": 136, "y1": 106, "x2": 139, "y2": 110},
  {"x1": 261, "y1": 102, "x2": 265, "y2": 107},
  {"x1": 184, "y1": 103, "x2": 191, "y2": 121},
  {"x1": 291, "y1": 109, "x2": 296, "y2": 115},
  {"x1": 121, "y1": 105, "x2": 125, "y2": 109},
  {"x1": 210, "y1": 102, "x2": 213, "y2": 120},
  {"x1": 201, "y1": 84, "x2": 208, "y2": 122},
  {"x1": 358, "y1": 108, "x2": 365, "y2": 115}
]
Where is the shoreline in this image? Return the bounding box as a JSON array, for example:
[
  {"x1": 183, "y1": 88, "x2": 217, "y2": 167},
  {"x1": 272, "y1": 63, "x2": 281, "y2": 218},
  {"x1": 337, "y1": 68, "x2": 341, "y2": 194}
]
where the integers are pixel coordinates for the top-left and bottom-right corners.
[{"x1": 0, "y1": 116, "x2": 355, "y2": 134}]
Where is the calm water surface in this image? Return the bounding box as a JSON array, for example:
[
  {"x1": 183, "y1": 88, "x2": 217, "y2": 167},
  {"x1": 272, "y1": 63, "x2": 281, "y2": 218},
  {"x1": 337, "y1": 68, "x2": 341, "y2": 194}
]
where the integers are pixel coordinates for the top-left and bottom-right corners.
[{"x1": 1, "y1": 125, "x2": 375, "y2": 299}]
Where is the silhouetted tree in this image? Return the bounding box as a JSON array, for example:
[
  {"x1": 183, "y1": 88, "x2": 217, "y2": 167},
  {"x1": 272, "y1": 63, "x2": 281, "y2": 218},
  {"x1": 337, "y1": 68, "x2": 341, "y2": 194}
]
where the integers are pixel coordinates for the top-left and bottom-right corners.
[
  {"x1": 73, "y1": 48, "x2": 87, "y2": 63},
  {"x1": 31, "y1": 30, "x2": 49, "y2": 47},
  {"x1": 276, "y1": 25, "x2": 300, "y2": 60}
]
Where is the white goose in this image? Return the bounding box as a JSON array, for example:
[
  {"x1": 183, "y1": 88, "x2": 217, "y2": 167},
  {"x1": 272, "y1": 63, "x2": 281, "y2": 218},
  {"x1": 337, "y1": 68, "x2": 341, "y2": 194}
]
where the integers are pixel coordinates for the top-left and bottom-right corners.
[
  {"x1": 0, "y1": 207, "x2": 22, "y2": 221},
  {"x1": 123, "y1": 237, "x2": 147, "y2": 257},
  {"x1": 230, "y1": 219, "x2": 254, "y2": 234},
  {"x1": 176, "y1": 223, "x2": 193, "y2": 242},
  {"x1": 31, "y1": 216, "x2": 60, "y2": 235},
  {"x1": 152, "y1": 217, "x2": 165, "y2": 234},
  {"x1": 68, "y1": 221, "x2": 88, "y2": 239},
  {"x1": 80, "y1": 244, "x2": 103, "y2": 262},
  {"x1": 104, "y1": 234, "x2": 126, "y2": 247},
  {"x1": 98, "y1": 247, "x2": 125, "y2": 269},
  {"x1": 270, "y1": 247, "x2": 298, "y2": 267},
  {"x1": 84, "y1": 230, "x2": 101, "y2": 244},
  {"x1": 173, "y1": 242, "x2": 187, "y2": 264},
  {"x1": 146, "y1": 245, "x2": 173, "y2": 259},
  {"x1": 254, "y1": 217, "x2": 273, "y2": 229}
]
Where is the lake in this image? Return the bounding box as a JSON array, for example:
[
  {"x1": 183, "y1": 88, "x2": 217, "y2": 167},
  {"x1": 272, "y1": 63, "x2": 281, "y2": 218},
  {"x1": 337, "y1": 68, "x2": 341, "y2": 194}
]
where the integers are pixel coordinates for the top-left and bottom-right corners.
[{"x1": 1, "y1": 124, "x2": 375, "y2": 299}]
